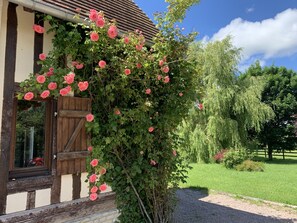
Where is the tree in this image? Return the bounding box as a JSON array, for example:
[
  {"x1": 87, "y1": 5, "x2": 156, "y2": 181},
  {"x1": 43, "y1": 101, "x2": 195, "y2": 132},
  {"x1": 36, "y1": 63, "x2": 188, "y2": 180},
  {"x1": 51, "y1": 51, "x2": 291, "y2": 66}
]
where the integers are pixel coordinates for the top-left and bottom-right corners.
[
  {"x1": 178, "y1": 38, "x2": 274, "y2": 163},
  {"x1": 244, "y1": 62, "x2": 297, "y2": 160}
]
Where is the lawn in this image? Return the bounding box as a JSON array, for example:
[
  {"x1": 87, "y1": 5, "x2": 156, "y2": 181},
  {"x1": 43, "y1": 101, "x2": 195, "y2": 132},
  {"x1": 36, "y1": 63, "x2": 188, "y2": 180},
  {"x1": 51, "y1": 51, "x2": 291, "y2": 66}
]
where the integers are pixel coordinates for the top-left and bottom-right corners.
[{"x1": 181, "y1": 158, "x2": 297, "y2": 206}]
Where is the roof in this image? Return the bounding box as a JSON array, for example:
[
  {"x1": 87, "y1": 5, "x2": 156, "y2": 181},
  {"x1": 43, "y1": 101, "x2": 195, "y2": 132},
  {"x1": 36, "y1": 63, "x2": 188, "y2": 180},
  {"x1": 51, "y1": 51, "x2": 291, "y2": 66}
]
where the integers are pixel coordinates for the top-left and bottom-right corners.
[{"x1": 41, "y1": 0, "x2": 159, "y2": 41}]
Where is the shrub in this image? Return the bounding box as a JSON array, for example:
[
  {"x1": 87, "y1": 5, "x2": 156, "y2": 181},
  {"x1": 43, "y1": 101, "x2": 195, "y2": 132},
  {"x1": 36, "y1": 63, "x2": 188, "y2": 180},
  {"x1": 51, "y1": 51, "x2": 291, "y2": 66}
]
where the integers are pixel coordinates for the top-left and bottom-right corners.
[
  {"x1": 222, "y1": 149, "x2": 249, "y2": 169},
  {"x1": 18, "y1": 8, "x2": 197, "y2": 223},
  {"x1": 236, "y1": 160, "x2": 265, "y2": 172},
  {"x1": 213, "y1": 149, "x2": 228, "y2": 163}
]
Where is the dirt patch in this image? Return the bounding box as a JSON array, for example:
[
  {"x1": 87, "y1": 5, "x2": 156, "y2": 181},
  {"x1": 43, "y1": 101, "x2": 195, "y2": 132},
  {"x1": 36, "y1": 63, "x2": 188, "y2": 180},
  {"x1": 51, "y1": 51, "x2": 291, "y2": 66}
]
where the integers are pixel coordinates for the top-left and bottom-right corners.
[{"x1": 172, "y1": 189, "x2": 297, "y2": 223}]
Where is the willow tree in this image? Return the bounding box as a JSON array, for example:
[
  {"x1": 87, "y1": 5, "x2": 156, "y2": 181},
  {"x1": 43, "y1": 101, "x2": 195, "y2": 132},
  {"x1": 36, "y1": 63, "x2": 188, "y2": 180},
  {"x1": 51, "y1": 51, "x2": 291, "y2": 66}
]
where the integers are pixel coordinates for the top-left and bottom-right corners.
[{"x1": 178, "y1": 37, "x2": 274, "y2": 163}]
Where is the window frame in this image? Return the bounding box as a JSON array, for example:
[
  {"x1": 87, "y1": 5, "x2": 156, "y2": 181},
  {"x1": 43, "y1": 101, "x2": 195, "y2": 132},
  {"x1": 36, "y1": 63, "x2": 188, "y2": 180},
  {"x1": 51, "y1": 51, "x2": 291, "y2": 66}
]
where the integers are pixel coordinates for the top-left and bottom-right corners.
[{"x1": 9, "y1": 97, "x2": 54, "y2": 179}]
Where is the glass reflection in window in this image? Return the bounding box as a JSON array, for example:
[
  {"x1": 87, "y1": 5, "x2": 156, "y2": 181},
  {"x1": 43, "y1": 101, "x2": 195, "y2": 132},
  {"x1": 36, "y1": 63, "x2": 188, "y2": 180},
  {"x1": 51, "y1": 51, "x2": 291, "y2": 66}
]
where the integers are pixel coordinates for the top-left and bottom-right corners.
[{"x1": 14, "y1": 100, "x2": 46, "y2": 168}]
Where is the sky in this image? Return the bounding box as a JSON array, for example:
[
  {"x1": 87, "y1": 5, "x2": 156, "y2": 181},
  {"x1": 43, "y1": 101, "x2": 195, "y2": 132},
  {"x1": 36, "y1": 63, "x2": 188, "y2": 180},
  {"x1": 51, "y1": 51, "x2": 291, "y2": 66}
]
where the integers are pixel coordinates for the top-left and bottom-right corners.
[{"x1": 133, "y1": 0, "x2": 297, "y2": 72}]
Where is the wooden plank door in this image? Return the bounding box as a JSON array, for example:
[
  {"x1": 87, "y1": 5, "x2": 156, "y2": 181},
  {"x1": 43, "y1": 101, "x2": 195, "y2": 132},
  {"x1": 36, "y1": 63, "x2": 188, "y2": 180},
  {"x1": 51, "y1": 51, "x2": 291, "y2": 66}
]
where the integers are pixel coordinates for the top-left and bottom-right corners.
[{"x1": 56, "y1": 96, "x2": 91, "y2": 175}]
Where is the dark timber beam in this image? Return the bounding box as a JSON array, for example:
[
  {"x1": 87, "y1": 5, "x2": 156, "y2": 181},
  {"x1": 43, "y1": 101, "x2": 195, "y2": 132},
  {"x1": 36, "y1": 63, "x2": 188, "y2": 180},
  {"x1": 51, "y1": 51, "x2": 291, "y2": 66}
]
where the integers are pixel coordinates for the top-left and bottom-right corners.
[
  {"x1": 33, "y1": 13, "x2": 43, "y2": 74},
  {"x1": 0, "y1": 2, "x2": 18, "y2": 215}
]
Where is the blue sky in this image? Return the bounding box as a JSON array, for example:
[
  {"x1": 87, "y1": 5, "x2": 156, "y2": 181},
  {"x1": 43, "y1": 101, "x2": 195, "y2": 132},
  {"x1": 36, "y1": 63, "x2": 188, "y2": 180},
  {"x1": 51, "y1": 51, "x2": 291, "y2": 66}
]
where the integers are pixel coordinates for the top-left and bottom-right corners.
[{"x1": 134, "y1": 0, "x2": 297, "y2": 72}]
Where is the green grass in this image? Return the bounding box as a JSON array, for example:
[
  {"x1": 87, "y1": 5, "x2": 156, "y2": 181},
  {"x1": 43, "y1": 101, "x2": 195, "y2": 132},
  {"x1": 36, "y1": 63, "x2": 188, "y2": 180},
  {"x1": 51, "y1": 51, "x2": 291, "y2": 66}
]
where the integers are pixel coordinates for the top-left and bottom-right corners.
[{"x1": 181, "y1": 158, "x2": 297, "y2": 206}]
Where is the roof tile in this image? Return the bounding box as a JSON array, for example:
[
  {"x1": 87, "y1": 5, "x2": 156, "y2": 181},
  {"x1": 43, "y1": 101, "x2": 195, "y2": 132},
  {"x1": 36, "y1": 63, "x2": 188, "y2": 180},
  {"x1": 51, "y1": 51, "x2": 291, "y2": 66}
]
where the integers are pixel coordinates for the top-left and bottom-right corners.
[{"x1": 41, "y1": 0, "x2": 158, "y2": 41}]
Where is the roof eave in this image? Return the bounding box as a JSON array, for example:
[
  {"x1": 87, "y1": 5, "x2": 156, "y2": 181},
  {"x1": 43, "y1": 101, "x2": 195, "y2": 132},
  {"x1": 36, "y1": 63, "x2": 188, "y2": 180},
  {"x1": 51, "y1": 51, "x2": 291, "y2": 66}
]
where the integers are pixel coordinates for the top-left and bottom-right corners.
[{"x1": 8, "y1": 0, "x2": 154, "y2": 45}]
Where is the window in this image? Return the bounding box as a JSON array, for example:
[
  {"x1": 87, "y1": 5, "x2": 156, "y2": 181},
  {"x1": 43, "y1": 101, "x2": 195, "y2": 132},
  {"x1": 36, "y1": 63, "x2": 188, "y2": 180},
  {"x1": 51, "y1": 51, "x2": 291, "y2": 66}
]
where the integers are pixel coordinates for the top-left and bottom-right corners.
[{"x1": 9, "y1": 98, "x2": 54, "y2": 178}]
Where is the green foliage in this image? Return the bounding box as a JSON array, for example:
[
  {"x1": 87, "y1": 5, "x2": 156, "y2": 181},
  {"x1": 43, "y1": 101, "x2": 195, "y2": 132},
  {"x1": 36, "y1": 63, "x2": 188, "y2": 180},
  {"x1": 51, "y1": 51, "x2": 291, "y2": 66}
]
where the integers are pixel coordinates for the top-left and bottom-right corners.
[
  {"x1": 235, "y1": 160, "x2": 265, "y2": 172},
  {"x1": 18, "y1": 6, "x2": 198, "y2": 223},
  {"x1": 244, "y1": 62, "x2": 297, "y2": 160},
  {"x1": 164, "y1": 0, "x2": 200, "y2": 25},
  {"x1": 222, "y1": 149, "x2": 250, "y2": 169},
  {"x1": 177, "y1": 37, "x2": 274, "y2": 163}
]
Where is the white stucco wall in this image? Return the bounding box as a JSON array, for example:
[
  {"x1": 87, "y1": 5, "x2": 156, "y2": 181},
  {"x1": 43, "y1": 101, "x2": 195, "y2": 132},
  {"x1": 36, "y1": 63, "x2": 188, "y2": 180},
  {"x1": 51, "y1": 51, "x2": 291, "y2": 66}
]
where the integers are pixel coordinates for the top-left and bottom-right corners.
[
  {"x1": 61, "y1": 174, "x2": 73, "y2": 202},
  {"x1": 81, "y1": 172, "x2": 89, "y2": 198},
  {"x1": 35, "y1": 188, "x2": 51, "y2": 208},
  {"x1": 15, "y1": 5, "x2": 34, "y2": 82},
  {"x1": 6, "y1": 192, "x2": 27, "y2": 214},
  {"x1": 43, "y1": 20, "x2": 54, "y2": 54},
  {"x1": 0, "y1": 0, "x2": 8, "y2": 137}
]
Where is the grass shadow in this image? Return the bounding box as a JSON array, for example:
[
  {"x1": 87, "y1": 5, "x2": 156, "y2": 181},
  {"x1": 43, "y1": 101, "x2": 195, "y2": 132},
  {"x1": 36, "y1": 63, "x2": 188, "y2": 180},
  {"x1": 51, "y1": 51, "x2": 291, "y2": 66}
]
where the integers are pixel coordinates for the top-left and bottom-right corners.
[
  {"x1": 254, "y1": 157, "x2": 297, "y2": 165},
  {"x1": 184, "y1": 186, "x2": 209, "y2": 195}
]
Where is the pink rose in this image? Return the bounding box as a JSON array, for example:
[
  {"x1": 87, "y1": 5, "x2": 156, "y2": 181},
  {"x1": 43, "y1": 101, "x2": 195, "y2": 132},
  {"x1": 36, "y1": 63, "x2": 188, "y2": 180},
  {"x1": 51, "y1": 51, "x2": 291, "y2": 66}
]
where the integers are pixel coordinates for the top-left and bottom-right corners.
[
  {"x1": 135, "y1": 44, "x2": 143, "y2": 51},
  {"x1": 33, "y1": 24, "x2": 44, "y2": 34},
  {"x1": 59, "y1": 87, "x2": 70, "y2": 96},
  {"x1": 114, "y1": 109, "x2": 121, "y2": 115},
  {"x1": 48, "y1": 82, "x2": 57, "y2": 90},
  {"x1": 78, "y1": 81, "x2": 89, "y2": 91},
  {"x1": 75, "y1": 63, "x2": 84, "y2": 69},
  {"x1": 86, "y1": 113, "x2": 94, "y2": 122},
  {"x1": 24, "y1": 92, "x2": 34, "y2": 101},
  {"x1": 40, "y1": 90, "x2": 50, "y2": 99},
  {"x1": 90, "y1": 32, "x2": 99, "y2": 41},
  {"x1": 90, "y1": 159, "x2": 99, "y2": 167},
  {"x1": 88, "y1": 146, "x2": 93, "y2": 152},
  {"x1": 148, "y1": 126, "x2": 154, "y2": 132},
  {"x1": 136, "y1": 63, "x2": 142, "y2": 69},
  {"x1": 124, "y1": 37, "x2": 129, "y2": 44},
  {"x1": 159, "y1": 60, "x2": 164, "y2": 66},
  {"x1": 124, "y1": 69, "x2": 131, "y2": 76},
  {"x1": 179, "y1": 92, "x2": 183, "y2": 97},
  {"x1": 163, "y1": 76, "x2": 170, "y2": 83},
  {"x1": 36, "y1": 75, "x2": 46, "y2": 84},
  {"x1": 89, "y1": 193, "x2": 98, "y2": 201},
  {"x1": 64, "y1": 73, "x2": 75, "y2": 84},
  {"x1": 157, "y1": 75, "x2": 162, "y2": 80},
  {"x1": 172, "y1": 150, "x2": 177, "y2": 156},
  {"x1": 99, "y1": 167, "x2": 106, "y2": 175},
  {"x1": 96, "y1": 18, "x2": 105, "y2": 28},
  {"x1": 89, "y1": 9, "x2": 98, "y2": 21},
  {"x1": 150, "y1": 160, "x2": 157, "y2": 166},
  {"x1": 47, "y1": 67, "x2": 54, "y2": 76},
  {"x1": 99, "y1": 183, "x2": 107, "y2": 192},
  {"x1": 90, "y1": 186, "x2": 98, "y2": 193},
  {"x1": 98, "y1": 60, "x2": 106, "y2": 68},
  {"x1": 162, "y1": 65, "x2": 169, "y2": 73},
  {"x1": 145, "y1": 88, "x2": 151, "y2": 95},
  {"x1": 39, "y1": 53, "x2": 46, "y2": 61},
  {"x1": 72, "y1": 61, "x2": 78, "y2": 66},
  {"x1": 89, "y1": 174, "x2": 97, "y2": 183},
  {"x1": 198, "y1": 103, "x2": 203, "y2": 110},
  {"x1": 107, "y1": 25, "x2": 118, "y2": 39}
]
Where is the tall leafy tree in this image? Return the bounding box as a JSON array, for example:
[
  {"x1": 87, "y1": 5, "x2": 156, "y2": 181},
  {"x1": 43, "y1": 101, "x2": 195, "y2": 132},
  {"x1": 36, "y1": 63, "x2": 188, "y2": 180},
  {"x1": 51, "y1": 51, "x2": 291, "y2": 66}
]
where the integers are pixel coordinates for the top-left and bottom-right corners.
[
  {"x1": 178, "y1": 38, "x2": 274, "y2": 162},
  {"x1": 244, "y1": 62, "x2": 297, "y2": 160}
]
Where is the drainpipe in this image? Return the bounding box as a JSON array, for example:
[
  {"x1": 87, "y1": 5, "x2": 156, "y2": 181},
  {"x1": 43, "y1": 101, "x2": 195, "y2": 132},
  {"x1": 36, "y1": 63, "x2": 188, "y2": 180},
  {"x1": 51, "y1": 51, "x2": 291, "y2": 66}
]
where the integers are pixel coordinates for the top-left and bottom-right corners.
[
  {"x1": 8, "y1": 0, "x2": 77, "y2": 22},
  {"x1": 0, "y1": 0, "x2": 3, "y2": 32}
]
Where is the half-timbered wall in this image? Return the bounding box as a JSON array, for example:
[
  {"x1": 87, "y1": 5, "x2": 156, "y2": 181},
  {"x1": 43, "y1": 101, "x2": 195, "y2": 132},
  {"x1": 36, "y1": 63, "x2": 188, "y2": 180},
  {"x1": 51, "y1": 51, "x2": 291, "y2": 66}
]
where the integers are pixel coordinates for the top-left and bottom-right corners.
[
  {"x1": 0, "y1": 2, "x2": 115, "y2": 221},
  {"x1": 0, "y1": 0, "x2": 8, "y2": 136}
]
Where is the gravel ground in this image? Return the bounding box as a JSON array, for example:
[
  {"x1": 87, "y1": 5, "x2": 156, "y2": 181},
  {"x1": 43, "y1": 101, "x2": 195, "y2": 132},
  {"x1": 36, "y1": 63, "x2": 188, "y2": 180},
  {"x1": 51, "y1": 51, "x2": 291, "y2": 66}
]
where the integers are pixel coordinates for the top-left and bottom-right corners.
[{"x1": 172, "y1": 189, "x2": 297, "y2": 223}]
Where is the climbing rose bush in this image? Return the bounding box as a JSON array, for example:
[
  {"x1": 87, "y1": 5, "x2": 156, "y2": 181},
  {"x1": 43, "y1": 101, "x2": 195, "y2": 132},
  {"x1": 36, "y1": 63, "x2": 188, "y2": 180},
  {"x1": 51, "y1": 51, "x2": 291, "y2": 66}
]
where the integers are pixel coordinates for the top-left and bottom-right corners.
[{"x1": 18, "y1": 9, "x2": 197, "y2": 223}]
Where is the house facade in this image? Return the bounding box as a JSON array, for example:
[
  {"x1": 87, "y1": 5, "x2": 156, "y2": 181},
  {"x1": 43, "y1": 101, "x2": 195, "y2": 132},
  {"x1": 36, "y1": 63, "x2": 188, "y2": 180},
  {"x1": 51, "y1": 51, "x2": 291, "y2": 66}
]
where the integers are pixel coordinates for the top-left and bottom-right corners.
[{"x1": 0, "y1": 0, "x2": 157, "y2": 222}]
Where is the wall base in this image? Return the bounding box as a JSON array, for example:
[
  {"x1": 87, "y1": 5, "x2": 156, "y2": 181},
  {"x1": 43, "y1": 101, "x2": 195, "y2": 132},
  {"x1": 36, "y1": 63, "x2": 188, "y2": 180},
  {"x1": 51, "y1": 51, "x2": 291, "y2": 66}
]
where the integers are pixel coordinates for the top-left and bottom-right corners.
[{"x1": 0, "y1": 192, "x2": 117, "y2": 223}]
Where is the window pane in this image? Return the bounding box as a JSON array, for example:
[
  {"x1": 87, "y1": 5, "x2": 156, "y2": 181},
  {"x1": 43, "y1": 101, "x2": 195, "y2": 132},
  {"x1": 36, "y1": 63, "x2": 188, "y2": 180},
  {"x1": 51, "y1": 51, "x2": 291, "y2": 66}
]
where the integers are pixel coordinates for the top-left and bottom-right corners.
[{"x1": 14, "y1": 100, "x2": 46, "y2": 168}]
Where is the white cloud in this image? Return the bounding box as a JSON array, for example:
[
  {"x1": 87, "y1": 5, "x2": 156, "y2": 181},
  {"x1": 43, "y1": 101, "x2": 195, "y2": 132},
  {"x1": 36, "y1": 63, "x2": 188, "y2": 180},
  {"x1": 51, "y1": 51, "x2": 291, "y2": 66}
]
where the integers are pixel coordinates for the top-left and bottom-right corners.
[
  {"x1": 206, "y1": 8, "x2": 297, "y2": 66},
  {"x1": 246, "y1": 7, "x2": 254, "y2": 13}
]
